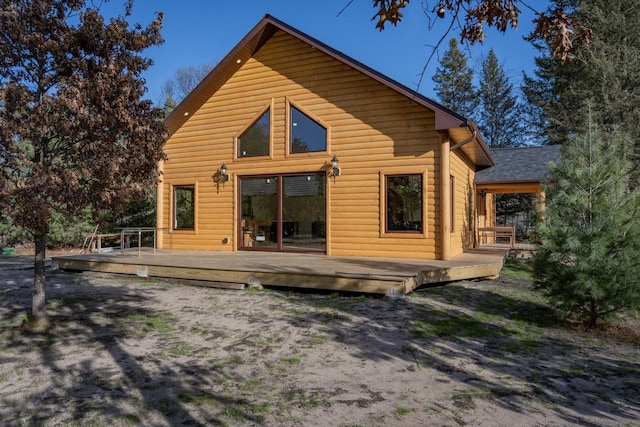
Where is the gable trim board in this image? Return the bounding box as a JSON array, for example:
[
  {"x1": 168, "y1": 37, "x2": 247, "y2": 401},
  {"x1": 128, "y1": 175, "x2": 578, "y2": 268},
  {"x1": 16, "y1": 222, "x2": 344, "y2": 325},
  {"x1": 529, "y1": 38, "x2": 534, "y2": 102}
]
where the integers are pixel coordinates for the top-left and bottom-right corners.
[
  {"x1": 165, "y1": 15, "x2": 493, "y2": 168},
  {"x1": 158, "y1": 15, "x2": 494, "y2": 260}
]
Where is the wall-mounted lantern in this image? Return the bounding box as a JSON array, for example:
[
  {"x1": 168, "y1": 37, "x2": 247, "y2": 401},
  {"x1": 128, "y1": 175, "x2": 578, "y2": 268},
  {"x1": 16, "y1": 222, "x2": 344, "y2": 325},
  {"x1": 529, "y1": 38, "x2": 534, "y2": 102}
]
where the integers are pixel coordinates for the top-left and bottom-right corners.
[
  {"x1": 219, "y1": 163, "x2": 229, "y2": 183},
  {"x1": 331, "y1": 155, "x2": 340, "y2": 182}
]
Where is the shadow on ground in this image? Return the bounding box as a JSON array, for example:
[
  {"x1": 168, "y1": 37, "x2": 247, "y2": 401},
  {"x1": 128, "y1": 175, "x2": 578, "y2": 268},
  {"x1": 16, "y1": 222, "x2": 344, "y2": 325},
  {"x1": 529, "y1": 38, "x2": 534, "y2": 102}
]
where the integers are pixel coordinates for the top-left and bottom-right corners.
[
  {"x1": 1, "y1": 265, "x2": 638, "y2": 426},
  {"x1": 0, "y1": 268, "x2": 261, "y2": 426},
  {"x1": 274, "y1": 279, "x2": 640, "y2": 426}
]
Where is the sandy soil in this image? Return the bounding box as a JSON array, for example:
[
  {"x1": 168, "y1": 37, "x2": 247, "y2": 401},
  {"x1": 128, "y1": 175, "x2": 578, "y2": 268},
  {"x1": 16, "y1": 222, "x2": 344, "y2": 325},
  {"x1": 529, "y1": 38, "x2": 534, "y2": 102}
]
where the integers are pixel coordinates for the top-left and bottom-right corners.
[{"x1": 0, "y1": 256, "x2": 638, "y2": 426}]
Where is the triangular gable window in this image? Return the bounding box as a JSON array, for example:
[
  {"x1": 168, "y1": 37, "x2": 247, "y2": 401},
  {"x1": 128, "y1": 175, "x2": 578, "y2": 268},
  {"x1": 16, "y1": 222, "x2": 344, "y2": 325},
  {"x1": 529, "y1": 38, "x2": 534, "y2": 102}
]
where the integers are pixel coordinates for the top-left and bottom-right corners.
[
  {"x1": 238, "y1": 109, "x2": 270, "y2": 157},
  {"x1": 290, "y1": 106, "x2": 327, "y2": 153}
]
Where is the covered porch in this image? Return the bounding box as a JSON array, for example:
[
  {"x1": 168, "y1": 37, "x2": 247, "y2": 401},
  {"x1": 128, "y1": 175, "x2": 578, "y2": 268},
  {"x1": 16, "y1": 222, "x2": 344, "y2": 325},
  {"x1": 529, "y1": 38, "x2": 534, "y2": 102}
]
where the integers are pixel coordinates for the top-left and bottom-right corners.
[
  {"x1": 475, "y1": 145, "x2": 560, "y2": 248},
  {"x1": 52, "y1": 247, "x2": 508, "y2": 295}
]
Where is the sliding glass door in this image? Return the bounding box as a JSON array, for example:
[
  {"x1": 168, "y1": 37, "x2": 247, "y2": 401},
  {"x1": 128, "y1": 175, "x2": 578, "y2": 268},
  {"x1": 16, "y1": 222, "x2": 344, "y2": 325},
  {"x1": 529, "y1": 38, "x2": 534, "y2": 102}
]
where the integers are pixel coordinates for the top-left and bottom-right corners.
[
  {"x1": 240, "y1": 176, "x2": 278, "y2": 249},
  {"x1": 240, "y1": 173, "x2": 326, "y2": 253}
]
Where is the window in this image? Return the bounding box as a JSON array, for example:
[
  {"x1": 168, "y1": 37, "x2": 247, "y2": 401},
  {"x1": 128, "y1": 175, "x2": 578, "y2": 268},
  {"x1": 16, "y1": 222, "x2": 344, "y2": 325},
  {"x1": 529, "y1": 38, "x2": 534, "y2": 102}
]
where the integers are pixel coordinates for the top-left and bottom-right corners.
[
  {"x1": 238, "y1": 110, "x2": 270, "y2": 157},
  {"x1": 174, "y1": 185, "x2": 195, "y2": 230},
  {"x1": 386, "y1": 175, "x2": 423, "y2": 232},
  {"x1": 290, "y1": 106, "x2": 326, "y2": 153},
  {"x1": 450, "y1": 175, "x2": 455, "y2": 232},
  {"x1": 240, "y1": 173, "x2": 326, "y2": 252}
]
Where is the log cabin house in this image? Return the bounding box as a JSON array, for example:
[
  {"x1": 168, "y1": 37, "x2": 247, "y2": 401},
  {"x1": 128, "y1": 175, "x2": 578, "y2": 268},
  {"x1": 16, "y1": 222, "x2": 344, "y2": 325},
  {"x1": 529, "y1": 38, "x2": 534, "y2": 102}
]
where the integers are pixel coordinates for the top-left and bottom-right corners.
[{"x1": 156, "y1": 15, "x2": 496, "y2": 261}]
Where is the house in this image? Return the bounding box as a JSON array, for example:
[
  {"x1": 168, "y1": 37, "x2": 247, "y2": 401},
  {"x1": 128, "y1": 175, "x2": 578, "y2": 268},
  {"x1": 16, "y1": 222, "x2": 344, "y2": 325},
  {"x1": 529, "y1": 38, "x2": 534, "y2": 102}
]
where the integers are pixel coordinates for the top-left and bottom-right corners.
[
  {"x1": 475, "y1": 145, "x2": 561, "y2": 195},
  {"x1": 156, "y1": 14, "x2": 495, "y2": 261},
  {"x1": 475, "y1": 145, "x2": 561, "y2": 238}
]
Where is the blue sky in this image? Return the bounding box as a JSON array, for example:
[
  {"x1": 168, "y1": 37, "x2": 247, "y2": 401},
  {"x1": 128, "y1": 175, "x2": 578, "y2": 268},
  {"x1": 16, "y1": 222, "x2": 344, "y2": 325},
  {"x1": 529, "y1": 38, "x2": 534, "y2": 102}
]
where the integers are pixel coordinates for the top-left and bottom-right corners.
[{"x1": 110, "y1": 0, "x2": 547, "y2": 105}]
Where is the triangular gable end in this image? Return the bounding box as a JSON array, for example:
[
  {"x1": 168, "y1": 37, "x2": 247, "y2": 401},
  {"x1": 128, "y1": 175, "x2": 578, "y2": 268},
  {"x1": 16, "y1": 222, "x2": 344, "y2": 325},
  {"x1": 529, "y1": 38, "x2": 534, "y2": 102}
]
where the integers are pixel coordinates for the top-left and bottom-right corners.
[{"x1": 164, "y1": 14, "x2": 493, "y2": 168}]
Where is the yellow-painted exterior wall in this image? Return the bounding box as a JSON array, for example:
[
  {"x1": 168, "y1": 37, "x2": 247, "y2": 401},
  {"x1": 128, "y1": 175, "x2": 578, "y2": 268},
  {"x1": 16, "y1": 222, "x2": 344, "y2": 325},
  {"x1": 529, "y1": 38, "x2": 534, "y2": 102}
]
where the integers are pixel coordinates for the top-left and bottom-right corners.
[{"x1": 159, "y1": 30, "x2": 478, "y2": 260}]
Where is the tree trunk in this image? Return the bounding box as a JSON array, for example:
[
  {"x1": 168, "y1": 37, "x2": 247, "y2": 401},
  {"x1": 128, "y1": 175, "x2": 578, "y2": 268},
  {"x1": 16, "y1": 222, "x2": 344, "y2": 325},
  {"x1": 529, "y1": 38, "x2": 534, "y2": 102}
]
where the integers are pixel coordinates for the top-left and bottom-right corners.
[
  {"x1": 588, "y1": 296, "x2": 598, "y2": 329},
  {"x1": 31, "y1": 233, "x2": 48, "y2": 329}
]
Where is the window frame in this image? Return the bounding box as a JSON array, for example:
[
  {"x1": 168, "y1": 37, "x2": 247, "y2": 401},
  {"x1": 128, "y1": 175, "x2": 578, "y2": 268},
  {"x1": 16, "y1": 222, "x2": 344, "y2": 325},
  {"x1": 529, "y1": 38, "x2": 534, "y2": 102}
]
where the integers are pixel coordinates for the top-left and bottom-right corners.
[
  {"x1": 172, "y1": 184, "x2": 197, "y2": 231},
  {"x1": 286, "y1": 99, "x2": 330, "y2": 157},
  {"x1": 234, "y1": 102, "x2": 273, "y2": 160},
  {"x1": 380, "y1": 170, "x2": 427, "y2": 238},
  {"x1": 450, "y1": 175, "x2": 456, "y2": 233}
]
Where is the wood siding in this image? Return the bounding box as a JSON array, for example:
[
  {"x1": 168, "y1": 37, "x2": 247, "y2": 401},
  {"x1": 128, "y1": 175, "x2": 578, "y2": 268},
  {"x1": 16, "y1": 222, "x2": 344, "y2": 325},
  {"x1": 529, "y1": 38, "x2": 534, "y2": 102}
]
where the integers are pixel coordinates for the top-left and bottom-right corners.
[
  {"x1": 159, "y1": 30, "x2": 475, "y2": 260},
  {"x1": 450, "y1": 150, "x2": 476, "y2": 256}
]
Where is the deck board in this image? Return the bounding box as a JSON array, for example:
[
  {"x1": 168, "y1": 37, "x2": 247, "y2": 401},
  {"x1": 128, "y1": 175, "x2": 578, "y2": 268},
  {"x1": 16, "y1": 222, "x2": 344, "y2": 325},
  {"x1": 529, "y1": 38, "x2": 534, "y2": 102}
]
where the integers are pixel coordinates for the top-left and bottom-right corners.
[{"x1": 52, "y1": 248, "x2": 508, "y2": 294}]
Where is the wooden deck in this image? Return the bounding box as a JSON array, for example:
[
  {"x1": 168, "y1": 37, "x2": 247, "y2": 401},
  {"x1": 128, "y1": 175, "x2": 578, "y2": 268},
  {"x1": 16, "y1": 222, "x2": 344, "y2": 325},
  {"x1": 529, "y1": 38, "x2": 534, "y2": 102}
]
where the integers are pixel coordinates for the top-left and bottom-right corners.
[{"x1": 51, "y1": 248, "x2": 509, "y2": 295}]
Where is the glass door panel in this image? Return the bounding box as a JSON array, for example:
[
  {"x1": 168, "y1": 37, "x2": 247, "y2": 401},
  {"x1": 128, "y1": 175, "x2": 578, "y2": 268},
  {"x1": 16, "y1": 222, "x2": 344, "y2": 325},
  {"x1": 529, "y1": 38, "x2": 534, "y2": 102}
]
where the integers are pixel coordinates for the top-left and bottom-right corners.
[
  {"x1": 240, "y1": 176, "x2": 278, "y2": 249},
  {"x1": 282, "y1": 174, "x2": 326, "y2": 252}
]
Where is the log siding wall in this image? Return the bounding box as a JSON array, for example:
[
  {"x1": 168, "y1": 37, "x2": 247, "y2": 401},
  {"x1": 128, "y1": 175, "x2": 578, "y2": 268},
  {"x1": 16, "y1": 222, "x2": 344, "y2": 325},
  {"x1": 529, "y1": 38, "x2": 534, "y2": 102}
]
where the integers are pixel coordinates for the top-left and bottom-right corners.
[
  {"x1": 450, "y1": 150, "x2": 477, "y2": 256},
  {"x1": 160, "y1": 30, "x2": 476, "y2": 260}
]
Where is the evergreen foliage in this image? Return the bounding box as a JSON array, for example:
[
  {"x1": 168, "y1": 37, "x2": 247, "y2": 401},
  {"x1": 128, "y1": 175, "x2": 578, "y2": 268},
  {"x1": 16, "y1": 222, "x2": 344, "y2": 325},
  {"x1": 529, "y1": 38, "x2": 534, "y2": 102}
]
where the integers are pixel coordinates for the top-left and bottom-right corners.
[
  {"x1": 533, "y1": 109, "x2": 640, "y2": 328},
  {"x1": 477, "y1": 49, "x2": 523, "y2": 148},
  {"x1": 432, "y1": 38, "x2": 477, "y2": 118},
  {"x1": 523, "y1": 0, "x2": 640, "y2": 152}
]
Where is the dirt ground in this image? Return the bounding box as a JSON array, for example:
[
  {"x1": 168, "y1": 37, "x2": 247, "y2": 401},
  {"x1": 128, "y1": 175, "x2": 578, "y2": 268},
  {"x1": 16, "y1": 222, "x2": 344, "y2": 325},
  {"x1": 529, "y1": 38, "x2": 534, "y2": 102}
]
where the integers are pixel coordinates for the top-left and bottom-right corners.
[{"x1": 0, "y1": 256, "x2": 639, "y2": 426}]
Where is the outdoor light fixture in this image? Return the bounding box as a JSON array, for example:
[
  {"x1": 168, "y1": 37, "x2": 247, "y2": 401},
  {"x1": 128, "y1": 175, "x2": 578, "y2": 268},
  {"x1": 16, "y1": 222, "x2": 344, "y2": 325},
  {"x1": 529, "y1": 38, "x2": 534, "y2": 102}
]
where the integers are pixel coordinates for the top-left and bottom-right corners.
[
  {"x1": 331, "y1": 155, "x2": 340, "y2": 181},
  {"x1": 437, "y1": 4, "x2": 445, "y2": 19},
  {"x1": 219, "y1": 163, "x2": 229, "y2": 183}
]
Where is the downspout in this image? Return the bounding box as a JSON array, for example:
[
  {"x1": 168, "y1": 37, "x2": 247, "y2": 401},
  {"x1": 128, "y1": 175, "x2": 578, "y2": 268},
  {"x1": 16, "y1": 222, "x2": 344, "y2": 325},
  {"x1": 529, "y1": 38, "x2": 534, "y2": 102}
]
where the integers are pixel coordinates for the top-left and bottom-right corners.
[
  {"x1": 450, "y1": 128, "x2": 477, "y2": 151},
  {"x1": 443, "y1": 126, "x2": 477, "y2": 259},
  {"x1": 440, "y1": 138, "x2": 451, "y2": 260},
  {"x1": 156, "y1": 160, "x2": 164, "y2": 249}
]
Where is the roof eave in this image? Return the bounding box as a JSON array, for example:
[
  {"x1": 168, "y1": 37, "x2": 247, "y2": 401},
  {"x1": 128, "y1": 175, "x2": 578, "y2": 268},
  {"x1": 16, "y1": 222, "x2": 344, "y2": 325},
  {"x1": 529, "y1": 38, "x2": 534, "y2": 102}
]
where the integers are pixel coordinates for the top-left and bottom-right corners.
[
  {"x1": 447, "y1": 122, "x2": 495, "y2": 168},
  {"x1": 164, "y1": 15, "x2": 493, "y2": 170},
  {"x1": 164, "y1": 16, "x2": 279, "y2": 135}
]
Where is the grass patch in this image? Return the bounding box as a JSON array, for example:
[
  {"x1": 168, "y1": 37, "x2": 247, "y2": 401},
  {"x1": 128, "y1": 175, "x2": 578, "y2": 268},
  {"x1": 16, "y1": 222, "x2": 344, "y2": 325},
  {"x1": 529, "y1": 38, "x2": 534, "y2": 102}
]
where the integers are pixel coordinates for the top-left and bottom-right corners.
[
  {"x1": 560, "y1": 365, "x2": 587, "y2": 376},
  {"x1": 178, "y1": 391, "x2": 219, "y2": 405},
  {"x1": 451, "y1": 388, "x2": 484, "y2": 410},
  {"x1": 307, "y1": 334, "x2": 327, "y2": 346},
  {"x1": 410, "y1": 319, "x2": 429, "y2": 338},
  {"x1": 327, "y1": 292, "x2": 340, "y2": 300},
  {"x1": 241, "y1": 378, "x2": 264, "y2": 392},
  {"x1": 395, "y1": 406, "x2": 414, "y2": 415},
  {"x1": 167, "y1": 341, "x2": 191, "y2": 356},
  {"x1": 427, "y1": 315, "x2": 490, "y2": 338},
  {"x1": 225, "y1": 404, "x2": 246, "y2": 420},
  {"x1": 501, "y1": 258, "x2": 534, "y2": 281},
  {"x1": 120, "y1": 413, "x2": 141, "y2": 426},
  {"x1": 281, "y1": 356, "x2": 301, "y2": 365},
  {"x1": 124, "y1": 313, "x2": 174, "y2": 337},
  {"x1": 400, "y1": 344, "x2": 417, "y2": 356},
  {"x1": 251, "y1": 402, "x2": 271, "y2": 414}
]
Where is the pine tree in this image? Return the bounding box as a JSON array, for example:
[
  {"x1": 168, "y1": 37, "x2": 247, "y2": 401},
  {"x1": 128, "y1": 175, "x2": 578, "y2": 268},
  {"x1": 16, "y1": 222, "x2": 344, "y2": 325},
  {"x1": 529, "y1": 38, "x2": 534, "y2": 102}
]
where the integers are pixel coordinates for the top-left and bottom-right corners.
[
  {"x1": 533, "y1": 106, "x2": 640, "y2": 328},
  {"x1": 523, "y1": 0, "x2": 640, "y2": 152},
  {"x1": 477, "y1": 49, "x2": 523, "y2": 148},
  {"x1": 432, "y1": 38, "x2": 477, "y2": 118}
]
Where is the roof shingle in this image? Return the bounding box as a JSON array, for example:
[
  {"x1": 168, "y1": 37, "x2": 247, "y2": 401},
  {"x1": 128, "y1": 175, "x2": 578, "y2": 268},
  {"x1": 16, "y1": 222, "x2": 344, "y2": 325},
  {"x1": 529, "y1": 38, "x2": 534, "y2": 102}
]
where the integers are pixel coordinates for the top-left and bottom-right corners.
[{"x1": 475, "y1": 145, "x2": 561, "y2": 184}]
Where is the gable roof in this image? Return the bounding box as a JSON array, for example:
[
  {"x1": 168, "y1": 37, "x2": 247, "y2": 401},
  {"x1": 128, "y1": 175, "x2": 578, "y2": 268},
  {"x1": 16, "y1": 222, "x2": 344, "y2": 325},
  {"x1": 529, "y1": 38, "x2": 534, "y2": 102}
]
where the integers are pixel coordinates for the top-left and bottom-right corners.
[
  {"x1": 164, "y1": 14, "x2": 493, "y2": 167},
  {"x1": 475, "y1": 145, "x2": 561, "y2": 185}
]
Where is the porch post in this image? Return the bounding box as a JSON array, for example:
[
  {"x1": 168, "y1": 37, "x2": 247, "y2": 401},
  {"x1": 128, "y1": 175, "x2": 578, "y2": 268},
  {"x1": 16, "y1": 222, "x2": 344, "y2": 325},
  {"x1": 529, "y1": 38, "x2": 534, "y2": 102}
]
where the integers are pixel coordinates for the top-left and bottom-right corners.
[
  {"x1": 156, "y1": 160, "x2": 164, "y2": 249},
  {"x1": 440, "y1": 139, "x2": 451, "y2": 260},
  {"x1": 536, "y1": 190, "x2": 546, "y2": 221}
]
